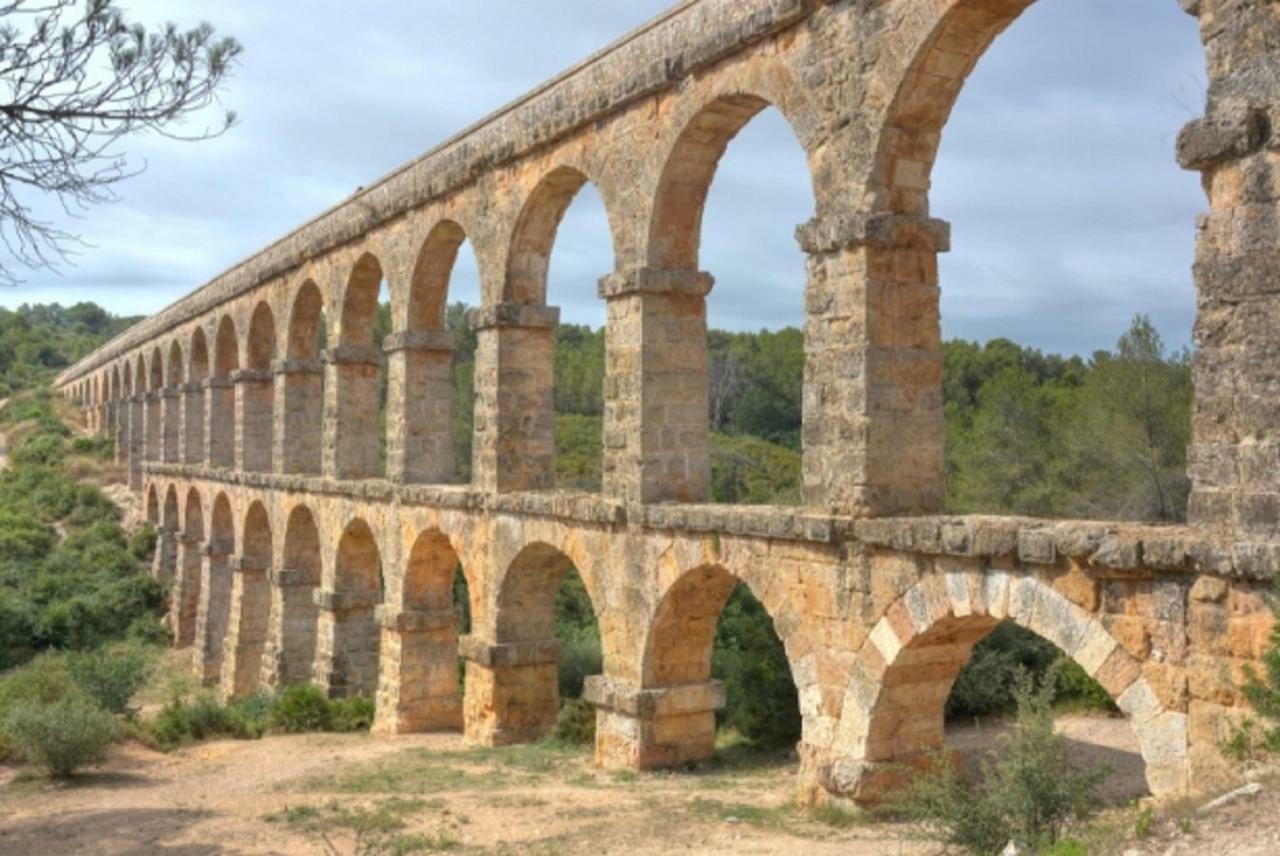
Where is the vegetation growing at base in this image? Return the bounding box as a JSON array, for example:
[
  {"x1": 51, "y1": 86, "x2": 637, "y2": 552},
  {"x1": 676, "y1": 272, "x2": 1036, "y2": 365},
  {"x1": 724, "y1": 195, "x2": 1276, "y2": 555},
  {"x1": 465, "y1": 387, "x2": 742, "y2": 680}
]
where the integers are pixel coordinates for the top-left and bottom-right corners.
[
  {"x1": 0, "y1": 392, "x2": 163, "y2": 671},
  {"x1": 148, "y1": 685, "x2": 376, "y2": 750},
  {"x1": 887, "y1": 667, "x2": 1110, "y2": 855}
]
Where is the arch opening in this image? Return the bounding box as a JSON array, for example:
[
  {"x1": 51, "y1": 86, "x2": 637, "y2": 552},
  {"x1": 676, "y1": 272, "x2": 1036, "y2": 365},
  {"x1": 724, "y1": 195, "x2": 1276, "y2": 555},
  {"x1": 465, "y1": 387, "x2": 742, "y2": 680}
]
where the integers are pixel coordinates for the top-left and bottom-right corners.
[
  {"x1": 196, "y1": 493, "x2": 236, "y2": 686},
  {"x1": 185, "y1": 328, "x2": 209, "y2": 464},
  {"x1": 838, "y1": 573, "x2": 1186, "y2": 803},
  {"x1": 209, "y1": 317, "x2": 239, "y2": 468},
  {"x1": 242, "y1": 302, "x2": 277, "y2": 473},
  {"x1": 282, "y1": 281, "x2": 327, "y2": 475},
  {"x1": 330, "y1": 254, "x2": 390, "y2": 480},
  {"x1": 171, "y1": 488, "x2": 205, "y2": 647},
  {"x1": 329, "y1": 518, "x2": 383, "y2": 697}
]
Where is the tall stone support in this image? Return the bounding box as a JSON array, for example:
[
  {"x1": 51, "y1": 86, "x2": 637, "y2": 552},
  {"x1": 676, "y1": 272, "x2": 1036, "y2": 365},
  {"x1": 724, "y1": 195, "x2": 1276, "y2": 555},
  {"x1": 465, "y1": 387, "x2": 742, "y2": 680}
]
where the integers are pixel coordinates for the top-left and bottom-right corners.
[
  {"x1": 600, "y1": 268, "x2": 713, "y2": 504},
  {"x1": 586, "y1": 677, "x2": 725, "y2": 769},
  {"x1": 460, "y1": 636, "x2": 562, "y2": 745},
  {"x1": 384, "y1": 332, "x2": 455, "y2": 484},
  {"x1": 193, "y1": 540, "x2": 234, "y2": 687},
  {"x1": 796, "y1": 214, "x2": 950, "y2": 517},
  {"x1": 150, "y1": 525, "x2": 178, "y2": 584},
  {"x1": 204, "y1": 379, "x2": 235, "y2": 469},
  {"x1": 127, "y1": 395, "x2": 144, "y2": 490},
  {"x1": 233, "y1": 369, "x2": 274, "y2": 473},
  {"x1": 323, "y1": 347, "x2": 382, "y2": 481},
  {"x1": 313, "y1": 589, "x2": 382, "y2": 697},
  {"x1": 105, "y1": 401, "x2": 117, "y2": 443},
  {"x1": 220, "y1": 556, "x2": 271, "y2": 699},
  {"x1": 115, "y1": 400, "x2": 129, "y2": 465},
  {"x1": 469, "y1": 304, "x2": 559, "y2": 493},
  {"x1": 170, "y1": 533, "x2": 204, "y2": 648},
  {"x1": 180, "y1": 382, "x2": 205, "y2": 464},
  {"x1": 260, "y1": 567, "x2": 320, "y2": 689},
  {"x1": 273, "y1": 359, "x2": 324, "y2": 475},
  {"x1": 1177, "y1": 8, "x2": 1280, "y2": 537},
  {"x1": 144, "y1": 391, "x2": 162, "y2": 462},
  {"x1": 160, "y1": 388, "x2": 181, "y2": 463},
  {"x1": 373, "y1": 606, "x2": 464, "y2": 734}
]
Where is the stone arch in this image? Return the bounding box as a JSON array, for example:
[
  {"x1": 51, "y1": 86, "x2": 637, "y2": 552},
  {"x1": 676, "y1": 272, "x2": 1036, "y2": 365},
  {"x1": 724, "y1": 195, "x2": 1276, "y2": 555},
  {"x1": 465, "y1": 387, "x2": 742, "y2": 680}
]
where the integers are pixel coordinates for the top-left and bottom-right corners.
[
  {"x1": 196, "y1": 492, "x2": 237, "y2": 686},
  {"x1": 189, "y1": 327, "x2": 210, "y2": 382},
  {"x1": 505, "y1": 166, "x2": 618, "y2": 305},
  {"x1": 209, "y1": 317, "x2": 239, "y2": 468},
  {"x1": 223, "y1": 500, "x2": 273, "y2": 698},
  {"x1": 145, "y1": 483, "x2": 160, "y2": 526},
  {"x1": 163, "y1": 484, "x2": 180, "y2": 530},
  {"x1": 266, "y1": 503, "x2": 322, "y2": 688},
  {"x1": 166, "y1": 340, "x2": 185, "y2": 387},
  {"x1": 148, "y1": 346, "x2": 164, "y2": 391},
  {"x1": 326, "y1": 517, "x2": 383, "y2": 697},
  {"x1": 281, "y1": 280, "x2": 326, "y2": 475},
  {"x1": 408, "y1": 220, "x2": 468, "y2": 332},
  {"x1": 832, "y1": 571, "x2": 1188, "y2": 801},
  {"x1": 337, "y1": 252, "x2": 385, "y2": 348},
  {"x1": 647, "y1": 83, "x2": 820, "y2": 271},
  {"x1": 374, "y1": 528, "x2": 468, "y2": 733},
  {"x1": 241, "y1": 302, "x2": 277, "y2": 472},
  {"x1": 623, "y1": 561, "x2": 804, "y2": 769},
  {"x1": 495, "y1": 541, "x2": 601, "y2": 644}
]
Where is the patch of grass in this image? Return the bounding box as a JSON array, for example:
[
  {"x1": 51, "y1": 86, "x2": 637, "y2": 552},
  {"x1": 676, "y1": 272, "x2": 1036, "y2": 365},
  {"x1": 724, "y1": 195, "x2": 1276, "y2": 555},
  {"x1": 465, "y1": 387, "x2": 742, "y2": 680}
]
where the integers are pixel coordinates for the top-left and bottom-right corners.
[
  {"x1": 492, "y1": 794, "x2": 550, "y2": 808},
  {"x1": 809, "y1": 801, "x2": 864, "y2": 829}
]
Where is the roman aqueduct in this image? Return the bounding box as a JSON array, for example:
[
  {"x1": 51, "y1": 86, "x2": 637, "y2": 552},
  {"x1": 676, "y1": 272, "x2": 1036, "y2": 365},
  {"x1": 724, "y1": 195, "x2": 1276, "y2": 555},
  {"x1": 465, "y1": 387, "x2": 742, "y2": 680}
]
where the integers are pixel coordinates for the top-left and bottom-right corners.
[{"x1": 55, "y1": 0, "x2": 1280, "y2": 802}]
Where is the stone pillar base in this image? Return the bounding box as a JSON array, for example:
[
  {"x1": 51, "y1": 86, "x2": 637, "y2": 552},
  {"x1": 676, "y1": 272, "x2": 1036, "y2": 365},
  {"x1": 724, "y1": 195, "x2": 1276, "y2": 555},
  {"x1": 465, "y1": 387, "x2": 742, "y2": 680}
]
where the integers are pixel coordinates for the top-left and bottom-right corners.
[
  {"x1": 459, "y1": 635, "x2": 562, "y2": 745},
  {"x1": 372, "y1": 606, "x2": 464, "y2": 734},
  {"x1": 585, "y1": 676, "x2": 724, "y2": 770}
]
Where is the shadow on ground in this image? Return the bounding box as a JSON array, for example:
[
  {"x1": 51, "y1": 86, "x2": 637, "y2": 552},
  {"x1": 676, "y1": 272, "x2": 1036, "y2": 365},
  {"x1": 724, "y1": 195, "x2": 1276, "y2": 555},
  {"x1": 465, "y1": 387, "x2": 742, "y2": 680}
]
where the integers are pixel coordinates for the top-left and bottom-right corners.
[{"x1": 0, "y1": 807, "x2": 219, "y2": 855}]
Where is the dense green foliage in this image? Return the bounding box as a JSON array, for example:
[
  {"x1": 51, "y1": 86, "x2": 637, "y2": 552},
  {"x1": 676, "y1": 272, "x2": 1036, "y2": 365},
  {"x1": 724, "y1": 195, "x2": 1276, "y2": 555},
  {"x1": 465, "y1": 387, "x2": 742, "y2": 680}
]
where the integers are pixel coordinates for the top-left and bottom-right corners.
[
  {"x1": 888, "y1": 667, "x2": 1109, "y2": 854},
  {"x1": 0, "y1": 304, "x2": 139, "y2": 396},
  {"x1": 0, "y1": 394, "x2": 163, "y2": 670},
  {"x1": 148, "y1": 686, "x2": 376, "y2": 750}
]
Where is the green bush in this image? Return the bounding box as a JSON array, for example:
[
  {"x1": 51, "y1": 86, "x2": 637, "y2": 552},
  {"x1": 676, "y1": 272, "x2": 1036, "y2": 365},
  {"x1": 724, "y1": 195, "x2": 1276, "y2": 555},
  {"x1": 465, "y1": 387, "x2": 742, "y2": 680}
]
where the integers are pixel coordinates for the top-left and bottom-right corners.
[
  {"x1": 128, "y1": 523, "x2": 157, "y2": 561},
  {"x1": 888, "y1": 666, "x2": 1109, "y2": 855},
  {"x1": 330, "y1": 696, "x2": 375, "y2": 732},
  {"x1": 4, "y1": 693, "x2": 117, "y2": 777},
  {"x1": 148, "y1": 692, "x2": 261, "y2": 749},
  {"x1": 65, "y1": 644, "x2": 151, "y2": 715},
  {"x1": 554, "y1": 567, "x2": 601, "y2": 701},
  {"x1": 552, "y1": 698, "x2": 596, "y2": 745},
  {"x1": 268, "y1": 685, "x2": 332, "y2": 733}
]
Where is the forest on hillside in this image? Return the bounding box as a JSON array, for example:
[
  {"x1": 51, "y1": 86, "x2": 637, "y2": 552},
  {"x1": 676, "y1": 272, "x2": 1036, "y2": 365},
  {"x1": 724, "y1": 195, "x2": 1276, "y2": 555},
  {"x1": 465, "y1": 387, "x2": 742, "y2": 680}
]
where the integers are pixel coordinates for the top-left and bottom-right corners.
[{"x1": 0, "y1": 304, "x2": 141, "y2": 397}]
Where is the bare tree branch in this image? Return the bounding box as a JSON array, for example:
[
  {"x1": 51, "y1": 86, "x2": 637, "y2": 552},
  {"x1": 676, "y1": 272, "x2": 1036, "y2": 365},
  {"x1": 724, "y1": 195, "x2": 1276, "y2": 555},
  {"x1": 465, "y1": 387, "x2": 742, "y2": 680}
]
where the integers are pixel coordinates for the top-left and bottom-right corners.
[{"x1": 0, "y1": 0, "x2": 241, "y2": 284}]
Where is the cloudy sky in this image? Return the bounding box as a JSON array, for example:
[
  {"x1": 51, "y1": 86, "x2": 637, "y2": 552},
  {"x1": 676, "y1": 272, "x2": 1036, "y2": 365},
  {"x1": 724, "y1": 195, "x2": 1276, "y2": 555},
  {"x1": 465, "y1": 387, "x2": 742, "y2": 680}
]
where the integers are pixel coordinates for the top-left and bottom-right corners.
[{"x1": 4, "y1": 0, "x2": 1206, "y2": 356}]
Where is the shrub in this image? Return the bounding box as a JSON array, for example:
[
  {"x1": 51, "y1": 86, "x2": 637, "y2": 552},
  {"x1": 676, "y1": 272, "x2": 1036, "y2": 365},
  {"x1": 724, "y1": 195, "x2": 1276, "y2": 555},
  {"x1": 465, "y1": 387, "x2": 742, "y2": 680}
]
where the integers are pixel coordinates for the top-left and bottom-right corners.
[
  {"x1": 128, "y1": 524, "x2": 157, "y2": 561},
  {"x1": 887, "y1": 666, "x2": 1109, "y2": 854},
  {"x1": 148, "y1": 692, "x2": 260, "y2": 749},
  {"x1": 65, "y1": 644, "x2": 150, "y2": 715},
  {"x1": 712, "y1": 584, "x2": 800, "y2": 748},
  {"x1": 551, "y1": 698, "x2": 596, "y2": 745},
  {"x1": 330, "y1": 696, "x2": 375, "y2": 733},
  {"x1": 269, "y1": 685, "x2": 332, "y2": 733},
  {"x1": 4, "y1": 693, "x2": 117, "y2": 777}
]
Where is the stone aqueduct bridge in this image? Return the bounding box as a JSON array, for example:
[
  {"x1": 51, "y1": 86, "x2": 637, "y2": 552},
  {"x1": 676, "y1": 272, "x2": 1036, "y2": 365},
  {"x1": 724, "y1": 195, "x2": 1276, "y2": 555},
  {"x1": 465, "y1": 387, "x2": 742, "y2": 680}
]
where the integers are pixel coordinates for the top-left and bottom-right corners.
[{"x1": 53, "y1": 0, "x2": 1280, "y2": 802}]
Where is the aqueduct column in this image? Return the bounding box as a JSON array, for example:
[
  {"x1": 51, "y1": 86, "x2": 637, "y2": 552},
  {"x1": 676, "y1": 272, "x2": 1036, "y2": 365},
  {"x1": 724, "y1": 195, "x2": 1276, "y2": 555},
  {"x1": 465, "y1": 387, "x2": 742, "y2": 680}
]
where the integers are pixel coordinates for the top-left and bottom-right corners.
[
  {"x1": 372, "y1": 605, "x2": 464, "y2": 733},
  {"x1": 260, "y1": 566, "x2": 319, "y2": 689},
  {"x1": 221, "y1": 555, "x2": 271, "y2": 699},
  {"x1": 170, "y1": 531, "x2": 204, "y2": 647},
  {"x1": 180, "y1": 381, "x2": 205, "y2": 464},
  {"x1": 322, "y1": 348, "x2": 382, "y2": 480},
  {"x1": 144, "y1": 391, "x2": 162, "y2": 463},
  {"x1": 150, "y1": 525, "x2": 178, "y2": 584},
  {"x1": 460, "y1": 635, "x2": 563, "y2": 745},
  {"x1": 233, "y1": 369, "x2": 274, "y2": 472},
  {"x1": 204, "y1": 378, "x2": 235, "y2": 468},
  {"x1": 1180, "y1": 0, "x2": 1280, "y2": 538},
  {"x1": 127, "y1": 394, "x2": 144, "y2": 489},
  {"x1": 193, "y1": 539, "x2": 234, "y2": 686},
  {"x1": 469, "y1": 304, "x2": 559, "y2": 492},
  {"x1": 383, "y1": 332, "x2": 455, "y2": 484},
  {"x1": 797, "y1": 214, "x2": 949, "y2": 516},
  {"x1": 586, "y1": 676, "x2": 726, "y2": 769},
  {"x1": 273, "y1": 358, "x2": 324, "y2": 474},
  {"x1": 600, "y1": 267, "x2": 714, "y2": 504},
  {"x1": 161, "y1": 387, "x2": 181, "y2": 463}
]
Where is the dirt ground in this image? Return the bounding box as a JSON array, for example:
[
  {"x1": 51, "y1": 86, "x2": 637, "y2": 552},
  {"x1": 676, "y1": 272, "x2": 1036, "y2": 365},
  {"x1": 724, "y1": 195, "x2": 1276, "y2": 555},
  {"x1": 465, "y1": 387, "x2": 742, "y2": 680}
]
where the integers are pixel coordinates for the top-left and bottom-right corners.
[{"x1": 0, "y1": 710, "x2": 1164, "y2": 856}]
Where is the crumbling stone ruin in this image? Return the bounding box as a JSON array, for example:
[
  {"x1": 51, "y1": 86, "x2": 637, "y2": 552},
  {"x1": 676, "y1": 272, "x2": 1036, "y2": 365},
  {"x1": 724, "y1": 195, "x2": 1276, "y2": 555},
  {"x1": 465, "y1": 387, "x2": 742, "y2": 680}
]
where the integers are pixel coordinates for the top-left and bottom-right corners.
[{"x1": 58, "y1": 0, "x2": 1280, "y2": 803}]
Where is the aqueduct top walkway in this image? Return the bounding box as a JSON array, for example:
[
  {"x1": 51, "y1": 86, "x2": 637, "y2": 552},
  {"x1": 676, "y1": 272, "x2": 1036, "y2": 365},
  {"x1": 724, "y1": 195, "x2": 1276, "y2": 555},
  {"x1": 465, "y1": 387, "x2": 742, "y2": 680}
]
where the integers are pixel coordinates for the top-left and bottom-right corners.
[{"x1": 56, "y1": 0, "x2": 1280, "y2": 803}]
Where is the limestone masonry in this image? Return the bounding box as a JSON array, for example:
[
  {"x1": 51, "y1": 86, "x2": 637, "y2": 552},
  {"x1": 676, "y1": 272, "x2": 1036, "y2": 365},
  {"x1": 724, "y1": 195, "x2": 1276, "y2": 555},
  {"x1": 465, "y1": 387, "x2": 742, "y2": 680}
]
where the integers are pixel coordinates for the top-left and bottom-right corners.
[{"x1": 56, "y1": 0, "x2": 1280, "y2": 803}]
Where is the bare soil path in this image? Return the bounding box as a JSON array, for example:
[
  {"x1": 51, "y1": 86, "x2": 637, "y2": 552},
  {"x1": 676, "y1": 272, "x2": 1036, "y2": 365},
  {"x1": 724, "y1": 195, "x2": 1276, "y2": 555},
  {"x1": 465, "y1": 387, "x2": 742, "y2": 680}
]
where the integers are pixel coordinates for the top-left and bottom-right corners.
[{"x1": 0, "y1": 711, "x2": 1162, "y2": 856}]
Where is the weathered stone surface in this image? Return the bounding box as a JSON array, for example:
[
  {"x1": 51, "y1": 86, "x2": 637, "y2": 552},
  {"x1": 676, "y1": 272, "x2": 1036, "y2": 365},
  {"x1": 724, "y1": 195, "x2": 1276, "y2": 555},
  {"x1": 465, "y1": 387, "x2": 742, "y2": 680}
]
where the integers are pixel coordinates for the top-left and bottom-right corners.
[{"x1": 56, "y1": 0, "x2": 1280, "y2": 807}]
